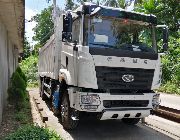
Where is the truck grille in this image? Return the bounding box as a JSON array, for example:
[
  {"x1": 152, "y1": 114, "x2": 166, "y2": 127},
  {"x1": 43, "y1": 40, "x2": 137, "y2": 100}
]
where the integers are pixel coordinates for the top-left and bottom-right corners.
[
  {"x1": 95, "y1": 67, "x2": 154, "y2": 90},
  {"x1": 103, "y1": 100, "x2": 149, "y2": 108}
]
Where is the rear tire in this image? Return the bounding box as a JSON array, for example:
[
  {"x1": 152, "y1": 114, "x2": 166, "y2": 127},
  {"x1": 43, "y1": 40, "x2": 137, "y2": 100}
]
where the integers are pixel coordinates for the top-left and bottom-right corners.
[
  {"x1": 39, "y1": 77, "x2": 42, "y2": 95},
  {"x1": 40, "y1": 79, "x2": 47, "y2": 100},
  {"x1": 60, "y1": 93, "x2": 79, "y2": 130},
  {"x1": 122, "y1": 118, "x2": 140, "y2": 125}
]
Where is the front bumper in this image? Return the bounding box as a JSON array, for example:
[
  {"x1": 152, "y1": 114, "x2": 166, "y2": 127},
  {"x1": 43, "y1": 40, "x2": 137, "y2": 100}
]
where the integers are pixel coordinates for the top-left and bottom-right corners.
[{"x1": 68, "y1": 90, "x2": 159, "y2": 120}]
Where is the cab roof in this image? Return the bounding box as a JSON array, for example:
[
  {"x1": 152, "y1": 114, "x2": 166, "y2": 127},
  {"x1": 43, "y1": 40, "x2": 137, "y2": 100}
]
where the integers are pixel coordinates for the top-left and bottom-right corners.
[{"x1": 72, "y1": 2, "x2": 157, "y2": 25}]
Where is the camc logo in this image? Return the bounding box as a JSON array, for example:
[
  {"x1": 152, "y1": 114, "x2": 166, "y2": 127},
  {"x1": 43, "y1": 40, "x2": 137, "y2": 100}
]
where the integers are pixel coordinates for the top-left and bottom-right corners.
[{"x1": 122, "y1": 74, "x2": 134, "y2": 82}]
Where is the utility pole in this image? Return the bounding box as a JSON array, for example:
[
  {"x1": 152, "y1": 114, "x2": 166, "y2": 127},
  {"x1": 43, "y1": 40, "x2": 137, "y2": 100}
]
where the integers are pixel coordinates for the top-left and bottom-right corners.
[
  {"x1": 46, "y1": 0, "x2": 62, "y2": 79},
  {"x1": 46, "y1": 0, "x2": 57, "y2": 22},
  {"x1": 51, "y1": 0, "x2": 62, "y2": 79},
  {"x1": 52, "y1": 0, "x2": 57, "y2": 25},
  {"x1": 53, "y1": 0, "x2": 56, "y2": 6},
  {"x1": 53, "y1": 0, "x2": 56, "y2": 19}
]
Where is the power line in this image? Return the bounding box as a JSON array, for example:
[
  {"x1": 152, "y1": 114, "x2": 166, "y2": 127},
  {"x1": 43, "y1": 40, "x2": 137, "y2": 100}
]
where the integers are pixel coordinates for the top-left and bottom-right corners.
[{"x1": 40, "y1": 27, "x2": 55, "y2": 45}]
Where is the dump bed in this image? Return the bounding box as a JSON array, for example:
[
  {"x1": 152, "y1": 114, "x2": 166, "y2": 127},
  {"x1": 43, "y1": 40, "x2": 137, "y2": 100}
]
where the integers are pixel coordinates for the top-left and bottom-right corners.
[{"x1": 38, "y1": 34, "x2": 60, "y2": 80}]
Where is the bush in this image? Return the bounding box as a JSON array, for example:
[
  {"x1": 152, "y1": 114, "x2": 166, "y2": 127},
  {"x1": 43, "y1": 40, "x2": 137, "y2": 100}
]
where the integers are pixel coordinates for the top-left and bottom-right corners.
[
  {"x1": 8, "y1": 67, "x2": 27, "y2": 110},
  {"x1": 16, "y1": 67, "x2": 27, "y2": 86},
  {"x1": 20, "y1": 55, "x2": 38, "y2": 87},
  {"x1": 5, "y1": 125, "x2": 61, "y2": 140},
  {"x1": 159, "y1": 37, "x2": 180, "y2": 94},
  {"x1": 159, "y1": 82, "x2": 180, "y2": 95},
  {"x1": 161, "y1": 37, "x2": 180, "y2": 85}
]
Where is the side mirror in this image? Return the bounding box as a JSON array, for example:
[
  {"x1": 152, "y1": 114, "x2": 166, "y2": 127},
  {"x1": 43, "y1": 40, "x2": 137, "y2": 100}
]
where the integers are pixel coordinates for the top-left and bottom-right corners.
[
  {"x1": 162, "y1": 27, "x2": 168, "y2": 51},
  {"x1": 62, "y1": 12, "x2": 72, "y2": 42},
  {"x1": 76, "y1": 11, "x2": 82, "y2": 16}
]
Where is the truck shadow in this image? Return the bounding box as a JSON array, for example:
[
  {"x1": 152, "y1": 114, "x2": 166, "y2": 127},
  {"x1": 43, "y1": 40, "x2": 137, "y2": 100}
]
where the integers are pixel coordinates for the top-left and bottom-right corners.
[{"x1": 68, "y1": 119, "x2": 172, "y2": 140}]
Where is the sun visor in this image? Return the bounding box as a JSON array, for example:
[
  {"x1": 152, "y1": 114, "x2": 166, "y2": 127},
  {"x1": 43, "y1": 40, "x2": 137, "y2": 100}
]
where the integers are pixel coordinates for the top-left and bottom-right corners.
[{"x1": 83, "y1": 4, "x2": 157, "y2": 25}]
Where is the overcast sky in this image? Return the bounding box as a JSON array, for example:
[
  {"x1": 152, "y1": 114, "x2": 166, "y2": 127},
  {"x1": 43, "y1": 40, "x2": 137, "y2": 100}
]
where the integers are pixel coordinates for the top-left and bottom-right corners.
[{"x1": 25, "y1": 0, "x2": 65, "y2": 45}]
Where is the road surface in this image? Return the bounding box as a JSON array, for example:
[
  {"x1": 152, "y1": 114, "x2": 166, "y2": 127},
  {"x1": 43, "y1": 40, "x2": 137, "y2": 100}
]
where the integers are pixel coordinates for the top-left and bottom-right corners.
[
  {"x1": 68, "y1": 119, "x2": 172, "y2": 140},
  {"x1": 29, "y1": 88, "x2": 174, "y2": 140},
  {"x1": 160, "y1": 93, "x2": 180, "y2": 110}
]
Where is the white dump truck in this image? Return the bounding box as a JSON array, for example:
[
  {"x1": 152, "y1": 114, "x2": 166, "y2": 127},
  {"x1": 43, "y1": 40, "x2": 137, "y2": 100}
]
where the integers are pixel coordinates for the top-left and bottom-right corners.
[{"x1": 38, "y1": 3, "x2": 168, "y2": 130}]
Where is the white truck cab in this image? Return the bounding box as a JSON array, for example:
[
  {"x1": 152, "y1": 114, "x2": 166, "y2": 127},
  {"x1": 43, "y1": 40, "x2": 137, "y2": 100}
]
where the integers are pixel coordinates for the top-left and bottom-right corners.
[{"x1": 38, "y1": 3, "x2": 168, "y2": 130}]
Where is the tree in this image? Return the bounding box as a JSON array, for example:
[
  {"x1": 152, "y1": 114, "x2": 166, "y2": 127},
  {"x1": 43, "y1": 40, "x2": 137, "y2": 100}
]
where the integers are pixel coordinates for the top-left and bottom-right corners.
[
  {"x1": 135, "y1": 0, "x2": 180, "y2": 93},
  {"x1": 65, "y1": 0, "x2": 75, "y2": 10},
  {"x1": 32, "y1": 6, "x2": 54, "y2": 45},
  {"x1": 32, "y1": 43, "x2": 42, "y2": 56},
  {"x1": 135, "y1": 0, "x2": 179, "y2": 38},
  {"x1": 65, "y1": 0, "x2": 95, "y2": 10},
  {"x1": 102, "y1": 0, "x2": 119, "y2": 7},
  {"x1": 102, "y1": 0, "x2": 142, "y2": 8},
  {"x1": 22, "y1": 35, "x2": 31, "y2": 60}
]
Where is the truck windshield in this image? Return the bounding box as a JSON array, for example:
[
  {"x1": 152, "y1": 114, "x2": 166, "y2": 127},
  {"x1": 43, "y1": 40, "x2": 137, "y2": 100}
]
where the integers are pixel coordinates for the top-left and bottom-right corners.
[{"x1": 84, "y1": 17, "x2": 156, "y2": 52}]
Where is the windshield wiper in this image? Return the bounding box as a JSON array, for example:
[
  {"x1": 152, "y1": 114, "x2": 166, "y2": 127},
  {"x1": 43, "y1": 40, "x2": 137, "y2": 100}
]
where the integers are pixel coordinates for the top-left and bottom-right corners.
[{"x1": 89, "y1": 43, "x2": 115, "y2": 48}]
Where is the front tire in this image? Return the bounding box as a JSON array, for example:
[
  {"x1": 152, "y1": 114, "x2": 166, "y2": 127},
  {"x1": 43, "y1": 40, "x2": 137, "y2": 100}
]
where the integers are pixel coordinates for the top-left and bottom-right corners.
[
  {"x1": 122, "y1": 118, "x2": 140, "y2": 125},
  {"x1": 52, "y1": 94, "x2": 60, "y2": 116},
  {"x1": 60, "y1": 93, "x2": 79, "y2": 130}
]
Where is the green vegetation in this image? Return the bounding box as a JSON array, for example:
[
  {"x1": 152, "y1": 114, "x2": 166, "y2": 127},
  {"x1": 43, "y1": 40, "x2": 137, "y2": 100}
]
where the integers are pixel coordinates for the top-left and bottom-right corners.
[
  {"x1": 65, "y1": 0, "x2": 75, "y2": 10},
  {"x1": 19, "y1": 7, "x2": 53, "y2": 88},
  {"x1": 160, "y1": 37, "x2": 180, "y2": 94},
  {"x1": 32, "y1": 6, "x2": 54, "y2": 46},
  {"x1": 1, "y1": 67, "x2": 31, "y2": 139},
  {"x1": 22, "y1": 35, "x2": 31, "y2": 60},
  {"x1": 7, "y1": 67, "x2": 27, "y2": 109},
  {"x1": 3, "y1": 67, "x2": 61, "y2": 140},
  {"x1": 14, "y1": 110, "x2": 29, "y2": 122},
  {"x1": 134, "y1": 0, "x2": 180, "y2": 94},
  {"x1": 13, "y1": 100, "x2": 32, "y2": 124},
  {"x1": 5, "y1": 125, "x2": 61, "y2": 140},
  {"x1": 0, "y1": 97, "x2": 32, "y2": 139},
  {"x1": 20, "y1": 55, "x2": 38, "y2": 87}
]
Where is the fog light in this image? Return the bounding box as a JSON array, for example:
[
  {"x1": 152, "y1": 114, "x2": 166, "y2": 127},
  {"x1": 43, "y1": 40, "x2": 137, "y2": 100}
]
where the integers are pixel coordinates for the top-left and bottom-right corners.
[
  {"x1": 152, "y1": 94, "x2": 160, "y2": 110},
  {"x1": 84, "y1": 105, "x2": 98, "y2": 110}
]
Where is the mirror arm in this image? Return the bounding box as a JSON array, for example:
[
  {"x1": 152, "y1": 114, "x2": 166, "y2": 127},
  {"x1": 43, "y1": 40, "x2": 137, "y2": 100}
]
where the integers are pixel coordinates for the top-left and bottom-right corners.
[
  {"x1": 156, "y1": 25, "x2": 169, "y2": 52},
  {"x1": 152, "y1": 26, "x2": 157, "y2": 53},
  {"x1": 73, "y1": 40, "x2": 78, "y2": 51}
]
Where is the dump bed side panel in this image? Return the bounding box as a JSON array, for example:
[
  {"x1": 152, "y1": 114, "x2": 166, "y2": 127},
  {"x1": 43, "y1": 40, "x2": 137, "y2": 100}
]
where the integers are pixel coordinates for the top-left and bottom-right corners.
[{"x1": 38, "y1": 35, "x2": 58, "y2": 79}]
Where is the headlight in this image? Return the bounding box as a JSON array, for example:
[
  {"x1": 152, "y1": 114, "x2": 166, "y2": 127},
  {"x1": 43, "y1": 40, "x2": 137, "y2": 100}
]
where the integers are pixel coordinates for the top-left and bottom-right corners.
[
  {"x1": 152, "y1": 94, "x2": 160, "y2": 110},
  {"x1": 81, "y1": 94, "x2": 100, "y2": 105}
]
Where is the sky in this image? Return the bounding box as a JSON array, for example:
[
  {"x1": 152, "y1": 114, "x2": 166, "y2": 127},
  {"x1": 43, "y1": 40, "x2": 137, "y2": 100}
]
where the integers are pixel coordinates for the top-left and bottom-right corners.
[{"x1": 25, "y1": 0, "x2": 65, "y2": 45}]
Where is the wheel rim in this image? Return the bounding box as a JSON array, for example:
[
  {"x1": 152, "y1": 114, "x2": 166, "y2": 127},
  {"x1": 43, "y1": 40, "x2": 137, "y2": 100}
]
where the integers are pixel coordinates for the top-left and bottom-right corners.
[{"x1": 61, "y1": 98, "x2": 68, "y2": 122}]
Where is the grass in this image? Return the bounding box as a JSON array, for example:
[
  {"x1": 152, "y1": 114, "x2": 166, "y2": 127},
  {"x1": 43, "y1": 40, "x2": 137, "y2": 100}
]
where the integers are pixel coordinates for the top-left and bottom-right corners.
[
  {"x1": 158, "y1": 82, "x2": 180, "y2": 95},
  {"x1": 0, "y1": 94, "x2": 32, "y2": 139},
  {"x1": 0, "y1": 91, "x2": 61, "y2": 140},
  {"x1": 4, "y1": 125, "x2": 62, "y2": 140}
]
